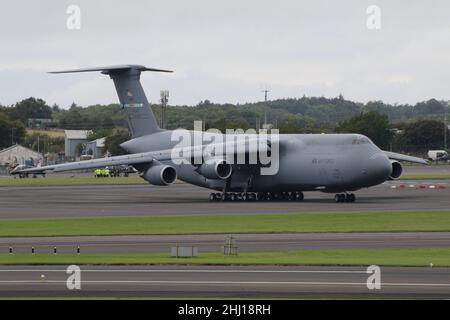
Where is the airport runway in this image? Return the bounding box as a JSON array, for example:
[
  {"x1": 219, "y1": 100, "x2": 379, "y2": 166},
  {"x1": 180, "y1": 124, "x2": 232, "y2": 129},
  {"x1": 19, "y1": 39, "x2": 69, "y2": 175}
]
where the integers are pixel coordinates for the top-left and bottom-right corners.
[
  {"x1": 1, "y1": 163, "x2": 446, "y2": 177},
  {"x1": 0, "y1": 181, "x2": 448, "y2": 219},
  {"x1": 0, "y1": 265, "x2": 450, "y2": 299},
  {"x1": 2, "y1": 232, "x2": 450, "y2": 254},
  {"x1": 0, "y1": 169, "x2": 449, "y2": 299}
]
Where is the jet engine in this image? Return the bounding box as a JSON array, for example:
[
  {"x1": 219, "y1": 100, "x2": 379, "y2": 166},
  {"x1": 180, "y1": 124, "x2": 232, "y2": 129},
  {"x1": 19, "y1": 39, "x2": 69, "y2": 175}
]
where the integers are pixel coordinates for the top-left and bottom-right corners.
[
  {"x1": 197, "y1": 159, "x2": 232, "y2": 180},
  {"x1": 388, "y1": 161, "x2": 403, "y2": 180},
  {"x1": 143, "y1": 164, "x2": 177, "y2": 186}
]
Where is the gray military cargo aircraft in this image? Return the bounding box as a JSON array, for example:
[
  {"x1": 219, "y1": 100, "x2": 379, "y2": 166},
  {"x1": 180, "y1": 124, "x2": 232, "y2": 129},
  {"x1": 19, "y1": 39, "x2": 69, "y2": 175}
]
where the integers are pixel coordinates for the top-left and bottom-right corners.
[{"x1": 11, "y1": 65, "x2": 428, "y2": 202}]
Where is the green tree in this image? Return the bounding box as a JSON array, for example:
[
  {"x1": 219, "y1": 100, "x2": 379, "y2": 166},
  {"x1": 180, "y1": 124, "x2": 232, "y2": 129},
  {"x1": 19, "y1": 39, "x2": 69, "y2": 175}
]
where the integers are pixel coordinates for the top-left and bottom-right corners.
[
  {"x1": 53, "y1": 103, "x2": 126, "y2": 130},
  {"x1": 23, "y1": 133, "x2": 65, "y2": 154},
  {"x1": 277, "y1": 113, "x2": 315, "y2": 133},
  {"x1": 105, "y1": 129, "x2": 131, "y2": 155},
  {"x1": 395, "y1": 120, "x2": 449, "y2": 153},
  {"x1": 0, "y1": 112, "x2": 26, "y2": 149},
  {"x1": 75, "y1": 143, "x2": 85, "y2": 157},
  {"x1": 87, "y1": 129, "x2": 113, "y2": 141},
  {"x1": 8, "y1": 97, "x2": 52, "y2": 124},
  {"x1": 335, "y1": 111, "x2": 394, "y2": 149}
]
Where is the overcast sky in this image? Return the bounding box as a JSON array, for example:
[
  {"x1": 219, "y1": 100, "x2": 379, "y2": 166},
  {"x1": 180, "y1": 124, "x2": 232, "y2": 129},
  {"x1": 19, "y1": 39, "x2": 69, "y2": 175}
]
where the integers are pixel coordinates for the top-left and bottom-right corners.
[{"x1": 1, "y1": 0, "x2": 450, "y2": 108}]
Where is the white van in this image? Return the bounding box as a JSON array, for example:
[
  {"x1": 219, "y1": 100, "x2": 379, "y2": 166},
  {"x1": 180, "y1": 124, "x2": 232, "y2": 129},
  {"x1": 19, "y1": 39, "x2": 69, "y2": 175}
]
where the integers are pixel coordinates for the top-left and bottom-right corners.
[{"x1": 427, "y1": 150, "x2": 449, "y2": 161}]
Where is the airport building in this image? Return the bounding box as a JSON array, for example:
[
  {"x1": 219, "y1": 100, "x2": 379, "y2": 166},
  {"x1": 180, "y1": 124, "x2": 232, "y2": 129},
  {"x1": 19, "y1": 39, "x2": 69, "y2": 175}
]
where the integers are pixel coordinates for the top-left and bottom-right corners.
[
  {"x1": 64, "y1": 130, "x2": 92, "y2": 158},
  {"x1": 0, "y1": 144, "x2": 43, "y2": 173},
  {"x1": 27, "y1": 118, "x2": 59, "y2": 129},
  {"x1": 86, "y1": 137, "x2": 106, "y2": 159}
]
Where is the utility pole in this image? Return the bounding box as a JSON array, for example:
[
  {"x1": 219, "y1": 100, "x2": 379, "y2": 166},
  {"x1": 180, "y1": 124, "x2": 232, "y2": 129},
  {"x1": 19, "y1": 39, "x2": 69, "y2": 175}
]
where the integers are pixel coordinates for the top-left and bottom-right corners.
[
  {"x1": 445, "y1": 112, "x2": 448, "y2": 151},
  {"x1": 261, "y1": 88, "x2": 270, "y2": 127},
  {"x1": 160, "y1": 90, "x2": 169, "y2": 129},
  {"x1": 262, "y1": 89, "x2": 270, "y2": 102}
]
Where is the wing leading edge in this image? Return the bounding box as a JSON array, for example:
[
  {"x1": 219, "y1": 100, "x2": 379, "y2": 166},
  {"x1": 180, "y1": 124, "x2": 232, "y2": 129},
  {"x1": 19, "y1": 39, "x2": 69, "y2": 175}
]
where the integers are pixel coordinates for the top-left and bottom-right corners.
[
  {"x1": 11, "y1": 152, "x2": 156, "y2": 175},
  {"x1": 383, "y1": 151, "x2": 429, "y2": 165}
]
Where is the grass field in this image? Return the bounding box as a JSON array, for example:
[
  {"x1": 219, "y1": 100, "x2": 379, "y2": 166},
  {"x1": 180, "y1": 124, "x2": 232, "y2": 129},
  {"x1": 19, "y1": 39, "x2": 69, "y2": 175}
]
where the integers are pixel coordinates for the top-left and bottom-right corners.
[
  {"x1": 0, "y1": 176, "x2": 147, "y2": 187},
  {"x1": 1, "y1": 248, "x2": 449, "y2": 266},
  {"x1": 400, "y1": 174, "x2": 450, "y2": 180},
  {"x1": 1, "y1": 210, "x2": 450, "y2": 237},
  {"x1": 26, "y1": 129, "x2": 65, "y2": 138},
  {"x1": 403, "y1": 161, "x2": 449, "y2": 166},
  {"x1": 0, "y1": 173, "x2": 448, "y2": 188}
]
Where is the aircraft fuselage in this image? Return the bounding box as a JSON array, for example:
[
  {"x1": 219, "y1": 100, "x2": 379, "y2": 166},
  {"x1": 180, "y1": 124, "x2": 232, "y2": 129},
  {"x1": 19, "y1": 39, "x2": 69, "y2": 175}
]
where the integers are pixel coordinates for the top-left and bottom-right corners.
[{"x1": 121, "y1": 131, "x2": 392, "y2": 193}]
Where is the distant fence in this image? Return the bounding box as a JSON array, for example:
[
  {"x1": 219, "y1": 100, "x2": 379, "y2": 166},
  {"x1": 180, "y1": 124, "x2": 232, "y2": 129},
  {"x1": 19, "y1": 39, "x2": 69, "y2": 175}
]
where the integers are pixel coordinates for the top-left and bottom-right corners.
[{"x1": 0, "y1": 166, "x2": 9, "y2": 176}]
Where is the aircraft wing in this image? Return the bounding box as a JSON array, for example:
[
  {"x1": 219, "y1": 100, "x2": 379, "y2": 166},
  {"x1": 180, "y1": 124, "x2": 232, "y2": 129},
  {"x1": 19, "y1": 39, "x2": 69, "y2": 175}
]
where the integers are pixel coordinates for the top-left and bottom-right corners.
[
  {"x1": 10, "y1": 152, "x2": 157, "y2": 174},
  {"x1": 11, "y1": 137, "x2": 271, "y2": 175},
  {"x1": 383, "y1": 151, "x2": 429, "y2": 165}
]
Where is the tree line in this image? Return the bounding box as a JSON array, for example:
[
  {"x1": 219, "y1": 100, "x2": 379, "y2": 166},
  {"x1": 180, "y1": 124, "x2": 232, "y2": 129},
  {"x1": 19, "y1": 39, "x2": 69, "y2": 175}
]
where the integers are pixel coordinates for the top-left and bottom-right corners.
[{"x1": 1, "y1": 95, "x2": 449, "y2": 155}]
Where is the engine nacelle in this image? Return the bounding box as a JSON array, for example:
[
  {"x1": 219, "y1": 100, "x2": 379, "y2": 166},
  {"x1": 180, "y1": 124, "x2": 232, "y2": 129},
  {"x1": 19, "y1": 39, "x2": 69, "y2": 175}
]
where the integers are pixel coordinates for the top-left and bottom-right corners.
[
  {"x1": 197, "y1": 159, "x2": 232, "y2": 180},
  {"x1": 143, "y1": 164, "x2": 177, "y2": 186},
  {"x1": 388, "y1": 161, "x2": 403, "y2": 180}
]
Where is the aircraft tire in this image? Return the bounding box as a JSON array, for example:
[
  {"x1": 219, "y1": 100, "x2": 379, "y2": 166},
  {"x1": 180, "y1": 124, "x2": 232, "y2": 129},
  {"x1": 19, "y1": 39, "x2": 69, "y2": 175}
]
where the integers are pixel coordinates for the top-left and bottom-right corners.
[
  {"x1": 334, "y1": 194, "x2": 341, "y2": 203},
  {"x1": 349, "y1": 194, "x2": 355, "y2": 202},
  {"x1": 296, "y1": 192, "x2": 304, "y2": 201}
]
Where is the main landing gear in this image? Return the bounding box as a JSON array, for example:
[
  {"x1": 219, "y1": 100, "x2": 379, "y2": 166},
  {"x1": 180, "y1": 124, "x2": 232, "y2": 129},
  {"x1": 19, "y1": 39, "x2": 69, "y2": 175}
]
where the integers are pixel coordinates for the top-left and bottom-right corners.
[
  {"x1": 334, "y1": 193, "x2": 356, "y2": 203},
  {"x1": 209, "y1": 191, "x2": 304, "y2": 202}
]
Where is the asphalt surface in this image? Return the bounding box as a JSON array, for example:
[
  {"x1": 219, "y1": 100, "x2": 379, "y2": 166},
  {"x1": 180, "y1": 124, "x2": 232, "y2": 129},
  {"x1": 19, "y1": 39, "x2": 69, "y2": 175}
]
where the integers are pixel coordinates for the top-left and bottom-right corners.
[
  {"x1": 0, "y1": 165, "x2": 448, "y2": 219},
  {"x1": 0, "y1": 167, "x2": 449, "y2": 299},
  {"x1": 1, "y1": 163, "x2": 447, "y2": 178},
  {"x1": 2, "y1": 232, "x2": 450, "y2": 254},
  {"x1": 0, "y1": 181, "x2": 448, "y2": 219},
  {"x1": 0, "y1": 265, "x2": 450, "y2": 299}
]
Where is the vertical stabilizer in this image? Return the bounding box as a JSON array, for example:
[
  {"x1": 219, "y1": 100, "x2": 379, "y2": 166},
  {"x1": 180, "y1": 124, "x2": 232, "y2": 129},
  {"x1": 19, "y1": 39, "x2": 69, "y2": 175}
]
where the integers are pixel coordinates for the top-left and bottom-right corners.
[{"x1": 49, "y1": 64, "x2": 172, "y2": 138}]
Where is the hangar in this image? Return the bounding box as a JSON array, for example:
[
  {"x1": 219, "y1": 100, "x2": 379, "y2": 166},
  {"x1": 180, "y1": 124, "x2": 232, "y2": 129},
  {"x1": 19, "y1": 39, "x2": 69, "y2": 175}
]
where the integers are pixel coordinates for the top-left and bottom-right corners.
[
  {"x1": 86, "y1": 137, "x2": 106, "y2": 159},
  {"x1": 64, "y1": 130, "x2": 92, "y2": 159},
  {"x1": 0, "y1": 144, "x2": 43, "y2": 167}
]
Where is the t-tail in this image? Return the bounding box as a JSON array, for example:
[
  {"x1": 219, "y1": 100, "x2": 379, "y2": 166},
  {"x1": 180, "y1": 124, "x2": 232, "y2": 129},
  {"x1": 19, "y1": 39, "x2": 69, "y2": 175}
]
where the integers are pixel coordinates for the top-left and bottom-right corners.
[{"x1": 50, "y1": 64, "x2": 172, "y2": 138}]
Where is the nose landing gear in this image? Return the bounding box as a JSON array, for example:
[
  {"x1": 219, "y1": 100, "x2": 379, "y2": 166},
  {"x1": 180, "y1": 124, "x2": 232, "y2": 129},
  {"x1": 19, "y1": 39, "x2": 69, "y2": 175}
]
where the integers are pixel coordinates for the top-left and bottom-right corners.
[{"x1": 334, "y1": 193, "x2": 356, "y2": 203}]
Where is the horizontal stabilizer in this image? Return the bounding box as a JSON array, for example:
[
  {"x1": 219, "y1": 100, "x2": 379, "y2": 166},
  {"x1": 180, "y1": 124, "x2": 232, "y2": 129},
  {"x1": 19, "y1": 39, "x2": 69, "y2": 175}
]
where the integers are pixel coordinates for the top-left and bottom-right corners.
[{"x1": 49, "y1": 64, "x2": 173, "y2": 74}]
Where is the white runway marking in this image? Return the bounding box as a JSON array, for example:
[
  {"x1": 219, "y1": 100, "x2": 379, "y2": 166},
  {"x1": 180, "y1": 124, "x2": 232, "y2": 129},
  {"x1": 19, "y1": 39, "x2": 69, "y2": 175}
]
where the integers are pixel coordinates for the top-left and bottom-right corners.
[
  {"x1": 0, "y1": 269, "x2": 367, "y2": 274},
  {"x1": 0, "y1": 280, "x2": 450, "y2": 288}
]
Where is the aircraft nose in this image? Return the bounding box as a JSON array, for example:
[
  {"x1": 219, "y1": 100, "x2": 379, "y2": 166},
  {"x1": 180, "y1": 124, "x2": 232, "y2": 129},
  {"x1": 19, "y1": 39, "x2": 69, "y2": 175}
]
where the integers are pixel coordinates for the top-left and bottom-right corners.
[{"x1": 366, "y1": 153, "x2": 391, "y2": 182}]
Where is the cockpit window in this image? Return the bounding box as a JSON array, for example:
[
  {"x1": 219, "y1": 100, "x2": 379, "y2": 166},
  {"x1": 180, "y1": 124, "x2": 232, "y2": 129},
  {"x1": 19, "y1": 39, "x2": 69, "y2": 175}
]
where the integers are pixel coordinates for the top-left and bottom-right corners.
[
  {"x1": 360, "y1": 138, "x2": 369, "y2": 144},
  {"x1": 351, "y1": 137, "x2": 372, "y2": 145}
]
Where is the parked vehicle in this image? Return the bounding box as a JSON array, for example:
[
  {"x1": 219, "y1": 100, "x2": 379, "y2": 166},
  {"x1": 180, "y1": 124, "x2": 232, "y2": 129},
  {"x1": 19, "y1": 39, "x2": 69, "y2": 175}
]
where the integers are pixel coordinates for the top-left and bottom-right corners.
[{"x1": 427, "y1": 150, "x2": 449, "y2": 161}]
